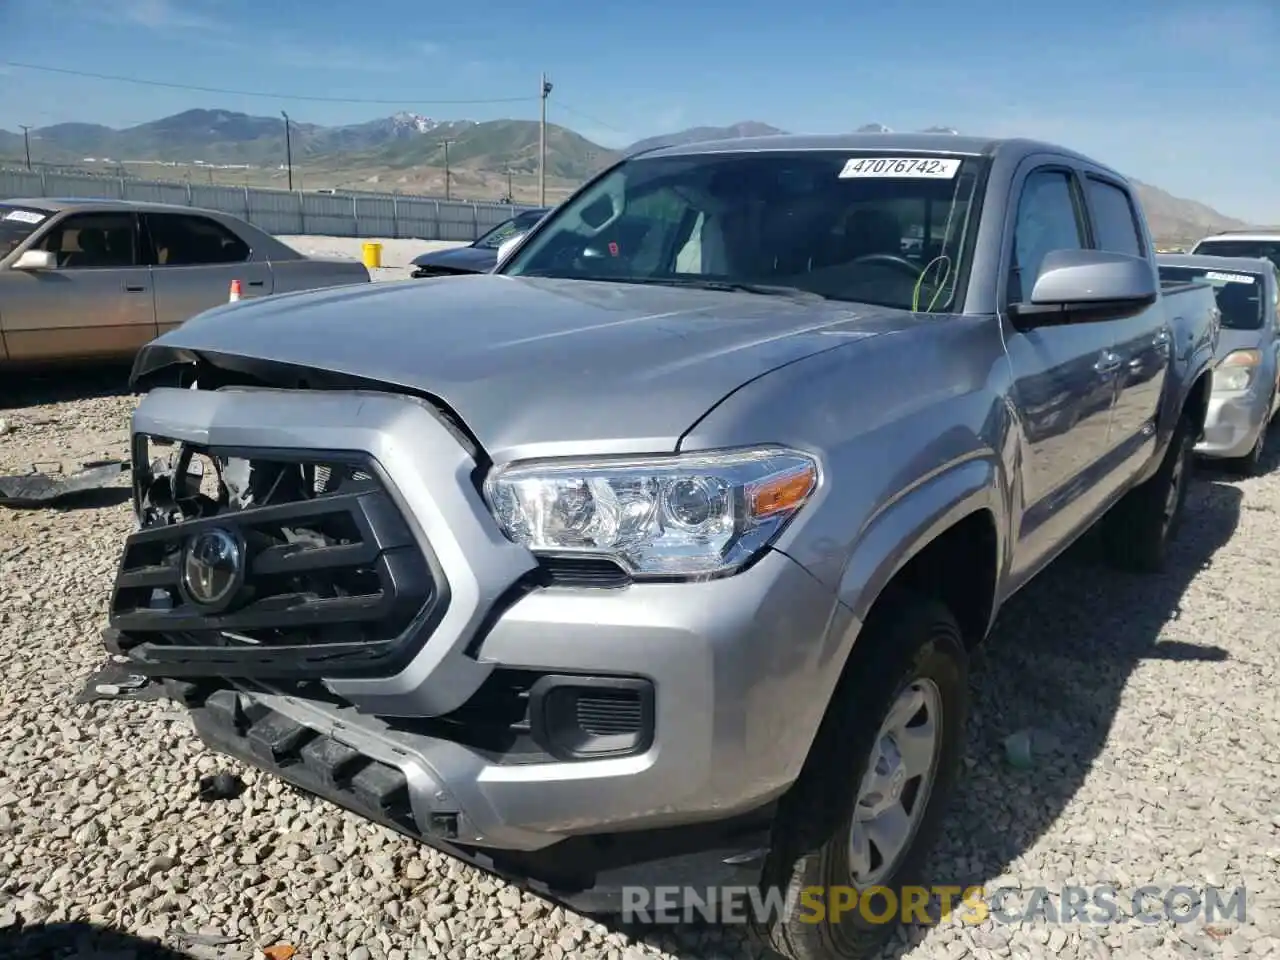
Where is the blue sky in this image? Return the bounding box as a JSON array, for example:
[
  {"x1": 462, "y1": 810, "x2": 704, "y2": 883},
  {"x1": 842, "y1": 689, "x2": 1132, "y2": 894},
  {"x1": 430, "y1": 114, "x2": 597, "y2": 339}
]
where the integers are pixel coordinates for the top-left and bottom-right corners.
[{"x1": 1, "y1": 0, "x2": 1278, "y2": 220}]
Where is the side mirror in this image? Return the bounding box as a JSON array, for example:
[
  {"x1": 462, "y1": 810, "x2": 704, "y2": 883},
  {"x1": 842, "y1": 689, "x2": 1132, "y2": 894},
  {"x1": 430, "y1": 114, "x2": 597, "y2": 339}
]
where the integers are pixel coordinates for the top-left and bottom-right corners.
[
  {"x1": 11, "y1": 249, "x2": 56, "y2": 271},
  {"x1": 1010, "y1": 249, "x2": 1157, "y2": 328}
]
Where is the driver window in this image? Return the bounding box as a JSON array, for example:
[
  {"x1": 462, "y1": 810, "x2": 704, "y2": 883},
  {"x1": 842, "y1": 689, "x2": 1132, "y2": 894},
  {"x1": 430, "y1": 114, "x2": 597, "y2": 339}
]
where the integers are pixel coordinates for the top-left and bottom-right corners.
[
  {"x1": 619, "y1": 187, "x2": 695, "y2": 274},
  {"x1": 37, "y1": 213, "x2": 137, "y2": 269},
  {"x1": 1010, "y1": 169, "x2": 1087, "y2": 303}
]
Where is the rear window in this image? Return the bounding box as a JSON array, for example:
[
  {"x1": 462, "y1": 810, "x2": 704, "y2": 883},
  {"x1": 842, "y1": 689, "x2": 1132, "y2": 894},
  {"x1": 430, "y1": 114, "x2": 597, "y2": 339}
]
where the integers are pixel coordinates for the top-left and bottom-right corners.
[
  {"x1": 1191, "y1": 238, "x2": 1280, "y2": 274},
  {"x1": 0, "y1": 204, "x2": 52, "y2": 258},
  {"x1": 1158, "y1": 265, "x2": 1266, "y2": 330}
]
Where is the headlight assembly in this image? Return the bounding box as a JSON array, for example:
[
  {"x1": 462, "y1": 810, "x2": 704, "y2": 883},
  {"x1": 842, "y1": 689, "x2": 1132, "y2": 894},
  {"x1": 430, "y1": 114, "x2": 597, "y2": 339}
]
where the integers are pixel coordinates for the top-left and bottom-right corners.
[
  {"x1": 1214, "y1": 349, "x2": 1261, "y2": 393},
  {"x1": 483, "y1": 446, "x2": 820, "y2": 579}
]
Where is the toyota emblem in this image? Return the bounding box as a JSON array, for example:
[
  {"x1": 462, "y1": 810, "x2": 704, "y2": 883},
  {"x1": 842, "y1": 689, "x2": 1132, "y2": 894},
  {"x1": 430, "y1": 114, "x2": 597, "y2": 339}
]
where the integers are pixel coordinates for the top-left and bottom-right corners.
[{"x1": 182, "y1": 527, "x2": 243, "y2": 607}]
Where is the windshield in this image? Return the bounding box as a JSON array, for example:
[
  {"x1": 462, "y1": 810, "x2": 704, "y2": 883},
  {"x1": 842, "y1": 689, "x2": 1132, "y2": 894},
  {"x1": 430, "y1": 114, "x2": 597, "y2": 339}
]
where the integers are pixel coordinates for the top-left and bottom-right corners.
[
  {"x1": 474, "y1": 210, "x2": 544, "y2": 250},
  {"x1": 500, "y1": 151, "x2": 985, "y2": 312},
  {"x1": 1159, "y1": 265, "x2": 1267, "y2": 330},
  {"x1": 1191, "y1": 239, "x2": 1280, "y2": 274},
  {"x1": 0, "y1": 205, "x2": 53, "y2": 258}
]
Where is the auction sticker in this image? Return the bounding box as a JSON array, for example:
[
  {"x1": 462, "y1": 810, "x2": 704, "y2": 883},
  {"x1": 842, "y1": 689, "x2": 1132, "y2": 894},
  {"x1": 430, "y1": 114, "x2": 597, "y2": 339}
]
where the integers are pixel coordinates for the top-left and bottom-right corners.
[
  {"x1": 840, "y1": 157, "x2": 961, "y2": 179},
  {"x1": 1204, "y1": 271, "x2": 1256, "y2": 284},
  {"x1": 2, "y1": 209, "x2": 46, "y2": 224}
]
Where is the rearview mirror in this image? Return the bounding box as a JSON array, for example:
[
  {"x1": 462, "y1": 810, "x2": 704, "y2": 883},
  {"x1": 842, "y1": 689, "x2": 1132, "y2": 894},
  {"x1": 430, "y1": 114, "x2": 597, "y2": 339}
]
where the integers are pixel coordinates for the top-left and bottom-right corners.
[
  {"x1": 11, "y1": 249, "x2": 55, "y2": 271},
  {"x1": 1010, "y1": 248, "x2": 1157, "y2": 328}
]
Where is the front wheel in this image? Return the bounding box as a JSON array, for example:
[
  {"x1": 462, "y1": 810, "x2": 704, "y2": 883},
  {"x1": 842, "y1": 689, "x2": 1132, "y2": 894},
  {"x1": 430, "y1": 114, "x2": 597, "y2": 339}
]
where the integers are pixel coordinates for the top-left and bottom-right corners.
[{"x1": 749, "y1": 591, "x2": 969, "y2": 960}]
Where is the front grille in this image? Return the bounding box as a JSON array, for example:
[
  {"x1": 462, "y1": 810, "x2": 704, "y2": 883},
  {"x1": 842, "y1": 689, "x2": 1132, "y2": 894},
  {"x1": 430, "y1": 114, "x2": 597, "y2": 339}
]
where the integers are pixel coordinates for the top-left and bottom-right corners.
[{"x1": 108, "y1": 437, "x2": 447, "y2": 679}]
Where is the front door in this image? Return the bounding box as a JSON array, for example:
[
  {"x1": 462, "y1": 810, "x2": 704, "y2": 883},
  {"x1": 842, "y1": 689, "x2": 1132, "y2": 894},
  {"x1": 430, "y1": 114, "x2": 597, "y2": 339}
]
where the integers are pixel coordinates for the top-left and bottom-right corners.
[
  {"x1": 142, "y1": 212, "x2": 273, "y2": 332},
  {"x1": 1002, "y1": 165, "x2": 1120, "y2": 583},
  {"x1": 0, "y1": 211, "x2": 157, "y2": 362}
]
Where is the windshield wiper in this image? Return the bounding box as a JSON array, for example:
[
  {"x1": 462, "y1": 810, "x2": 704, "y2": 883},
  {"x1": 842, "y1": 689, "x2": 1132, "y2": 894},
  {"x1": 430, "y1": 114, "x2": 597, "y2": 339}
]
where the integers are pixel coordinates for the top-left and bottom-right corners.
[{"x1": 633, "y1": 277, "x2": 831, "y2": 300}]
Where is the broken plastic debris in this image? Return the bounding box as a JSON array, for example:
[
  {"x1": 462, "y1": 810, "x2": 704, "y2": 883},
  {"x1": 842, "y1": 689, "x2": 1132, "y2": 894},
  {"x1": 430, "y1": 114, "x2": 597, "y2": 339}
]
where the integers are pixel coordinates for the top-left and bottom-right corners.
[
  {"x1": 0, "y1": 459, "x2": 130, "y2": 508},
  {"x1": 76, "y1": 659, "x2": 167, "y2": 704},
  {"x1": 93, "y1": 675, "x2": 148, "y2": 697}
]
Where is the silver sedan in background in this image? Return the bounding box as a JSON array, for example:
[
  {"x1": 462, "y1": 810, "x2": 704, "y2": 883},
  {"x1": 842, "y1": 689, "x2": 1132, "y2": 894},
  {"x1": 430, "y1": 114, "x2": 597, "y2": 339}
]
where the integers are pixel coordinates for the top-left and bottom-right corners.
[
  {"x1": 0, "y1": 198, "x2": 370, "y2": 368},
  {"x1": 1157, "y1": 252, "x2": 1280, "y2": 474}
]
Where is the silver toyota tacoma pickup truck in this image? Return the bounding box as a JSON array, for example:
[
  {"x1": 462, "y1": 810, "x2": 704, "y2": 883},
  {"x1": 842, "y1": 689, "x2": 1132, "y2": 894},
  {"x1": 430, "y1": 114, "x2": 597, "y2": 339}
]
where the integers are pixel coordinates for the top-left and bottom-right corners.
[{"x1": 91, "y1": 133, "x2": 1218, "y2": 959}]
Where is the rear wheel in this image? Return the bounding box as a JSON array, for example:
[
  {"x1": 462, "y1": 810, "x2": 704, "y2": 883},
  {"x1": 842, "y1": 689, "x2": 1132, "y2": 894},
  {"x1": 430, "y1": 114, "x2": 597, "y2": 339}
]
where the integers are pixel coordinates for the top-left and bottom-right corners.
[
  {"x1": 1103, "y1": 408, "x2": 1195, "y2": 573},
  {"x1": 748, "y1": 591, "x2": 968, "y2": 960}
]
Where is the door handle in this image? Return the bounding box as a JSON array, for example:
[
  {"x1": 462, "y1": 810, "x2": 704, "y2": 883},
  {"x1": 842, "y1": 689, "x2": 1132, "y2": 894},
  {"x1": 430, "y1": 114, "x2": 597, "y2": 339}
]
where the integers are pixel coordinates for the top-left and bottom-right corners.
[
  {"x1": 1094, "y1": 351, "x2": 1121, "y2": 375},
  {"x1": 124, "y1": 284, "x2": 147, "y2": 292},
  {"x1": 247, "y1": 280, "x2": 265, "y2": 287}
]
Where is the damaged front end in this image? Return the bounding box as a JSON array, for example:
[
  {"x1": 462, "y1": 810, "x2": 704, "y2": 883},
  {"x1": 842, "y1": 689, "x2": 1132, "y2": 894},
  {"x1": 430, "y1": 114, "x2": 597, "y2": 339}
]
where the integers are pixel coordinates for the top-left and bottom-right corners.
[{"x1": 98, "y1": 432, "x2": 447, "y2": 682}]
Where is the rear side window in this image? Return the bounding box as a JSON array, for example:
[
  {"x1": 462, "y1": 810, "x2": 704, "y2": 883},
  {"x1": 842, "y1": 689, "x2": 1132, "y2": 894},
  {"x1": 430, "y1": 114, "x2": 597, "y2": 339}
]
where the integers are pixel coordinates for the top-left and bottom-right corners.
[
  {"x1": 1087, "y1": 177, "x2": 1144, "y2": 257},
  {"x1": 1010, "y1": 169, "x2": 1087, "y2": 302},
  {"x1": 146, "y1": 213, "x2": 249, "y2": 266}
]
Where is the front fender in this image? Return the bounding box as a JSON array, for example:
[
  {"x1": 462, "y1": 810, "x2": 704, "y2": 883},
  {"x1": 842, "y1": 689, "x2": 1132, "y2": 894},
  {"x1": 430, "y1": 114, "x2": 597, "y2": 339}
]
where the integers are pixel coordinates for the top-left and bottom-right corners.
[{"x1": 835, "y1": 456, "x2": 1004, "y2": 625}]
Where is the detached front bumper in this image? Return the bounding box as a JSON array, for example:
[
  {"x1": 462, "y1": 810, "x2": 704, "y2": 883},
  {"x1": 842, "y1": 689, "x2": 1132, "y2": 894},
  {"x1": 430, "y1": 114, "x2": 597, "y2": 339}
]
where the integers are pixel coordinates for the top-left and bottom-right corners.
[
  {"x1": 1195, "y1": 391, "x2": 1268, "y2": 459},
  {"x1": 99, "y1": 386, "x2": 850, "y2": 905}
]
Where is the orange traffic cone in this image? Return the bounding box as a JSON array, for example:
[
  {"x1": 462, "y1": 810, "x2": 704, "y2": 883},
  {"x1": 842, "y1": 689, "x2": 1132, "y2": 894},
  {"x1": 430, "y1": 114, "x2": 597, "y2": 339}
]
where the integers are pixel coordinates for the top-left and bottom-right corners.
[{"x1": 228, "y1": 279, "x2": 242, "y2": 302}]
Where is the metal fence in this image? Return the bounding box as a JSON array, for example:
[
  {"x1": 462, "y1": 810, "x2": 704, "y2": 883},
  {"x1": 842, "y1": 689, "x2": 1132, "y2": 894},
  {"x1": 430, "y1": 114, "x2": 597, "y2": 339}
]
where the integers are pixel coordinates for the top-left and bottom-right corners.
[{"x1": 0, "y1": 167, "x2": 542, "y2": 241}]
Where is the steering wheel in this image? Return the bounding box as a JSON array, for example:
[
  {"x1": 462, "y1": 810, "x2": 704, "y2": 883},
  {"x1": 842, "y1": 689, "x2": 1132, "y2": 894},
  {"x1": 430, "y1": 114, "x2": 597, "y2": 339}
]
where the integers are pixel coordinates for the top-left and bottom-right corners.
[{"x1": 848, "y1": 253, "x2": 922, "y2": 278}]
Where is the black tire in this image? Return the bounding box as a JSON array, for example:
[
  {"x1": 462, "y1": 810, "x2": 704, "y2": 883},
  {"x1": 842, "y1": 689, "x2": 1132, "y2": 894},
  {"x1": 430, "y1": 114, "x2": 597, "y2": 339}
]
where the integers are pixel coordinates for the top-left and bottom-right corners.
[
  {"x1": 1103, "y1": 409, "x2": 1195, "y2": 574},
  {"x1": 747, "y1": 589, "x2": 969, "y2": 960}
]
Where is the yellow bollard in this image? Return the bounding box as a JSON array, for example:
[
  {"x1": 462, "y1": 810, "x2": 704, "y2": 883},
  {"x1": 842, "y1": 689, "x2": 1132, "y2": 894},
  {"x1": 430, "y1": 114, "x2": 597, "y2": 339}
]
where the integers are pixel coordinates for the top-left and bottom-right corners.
[{"x1": 361, "y1": 241, "x2": 383, "y2": 269}]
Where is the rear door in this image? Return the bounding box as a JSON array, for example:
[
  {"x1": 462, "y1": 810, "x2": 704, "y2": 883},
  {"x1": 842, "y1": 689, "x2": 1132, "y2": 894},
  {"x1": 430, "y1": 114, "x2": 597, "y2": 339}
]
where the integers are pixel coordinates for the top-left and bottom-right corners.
[
  {"x1": 0, "y1": 210, "x2": 157, "y2": 362},
  {"x1": 141, "y1": 212, "x2": 273, "y2": 333},
  {"x1": 1080, "y1": 172, "x2": 1170, "y2": 481}
]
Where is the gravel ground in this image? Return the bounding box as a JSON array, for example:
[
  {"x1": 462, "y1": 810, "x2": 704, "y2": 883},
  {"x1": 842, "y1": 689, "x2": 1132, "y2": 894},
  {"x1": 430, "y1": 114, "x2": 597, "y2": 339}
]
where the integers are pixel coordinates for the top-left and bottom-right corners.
[{"x1": 1, "y1": 364, "x2": 1278, "y2": 960}]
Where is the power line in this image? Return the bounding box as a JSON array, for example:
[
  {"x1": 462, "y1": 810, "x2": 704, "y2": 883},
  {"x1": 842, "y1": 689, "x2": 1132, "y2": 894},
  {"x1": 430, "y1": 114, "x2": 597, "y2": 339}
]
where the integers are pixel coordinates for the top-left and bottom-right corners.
[
  {"x1": 554, "y1": 100, "x2": 627, "y2": 134},
  {"x1": 1, "y1": 61, "x2": 533, "y2": 106}
]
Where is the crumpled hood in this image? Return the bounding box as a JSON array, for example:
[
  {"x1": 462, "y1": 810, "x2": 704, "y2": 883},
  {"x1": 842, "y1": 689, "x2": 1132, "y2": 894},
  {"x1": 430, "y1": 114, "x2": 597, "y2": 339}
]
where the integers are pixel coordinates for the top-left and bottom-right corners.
[
  {"x1": 134, "y1": 274, "x2": 905, "y2": 460},
  {"x1": 410, "y1": 245, "x2": 496, "y2": 271}
]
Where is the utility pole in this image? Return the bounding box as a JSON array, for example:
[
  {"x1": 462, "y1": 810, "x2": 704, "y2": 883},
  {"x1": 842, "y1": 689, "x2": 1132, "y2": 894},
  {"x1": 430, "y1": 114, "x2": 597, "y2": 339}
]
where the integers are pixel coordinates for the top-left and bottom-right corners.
[
  {"x1": 506, "y1": 169, "x2": 513, "y2": 203},
  {"x1": 19, "y1": 125, "x2": 31, "y2": 170},
  {"x1": 539, "y1": 72, "x2": 553, "y2": 207},
  {"x1": 281, "y1": 110, "x2": 293, "y2": 191},
  {"x1": 440, "y1": 138, "x2": 455, "y2": 201}
]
